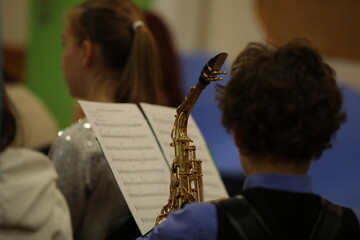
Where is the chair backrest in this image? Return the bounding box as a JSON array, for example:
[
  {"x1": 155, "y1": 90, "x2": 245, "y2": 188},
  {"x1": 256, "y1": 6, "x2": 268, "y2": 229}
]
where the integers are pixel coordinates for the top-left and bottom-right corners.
[{"x1": 310, "y1": 83, "x2": 360, "y2": 219}]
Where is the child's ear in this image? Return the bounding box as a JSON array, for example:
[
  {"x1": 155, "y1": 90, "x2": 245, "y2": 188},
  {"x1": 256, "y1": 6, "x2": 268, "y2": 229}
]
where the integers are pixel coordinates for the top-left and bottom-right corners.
[{"x1": 81, "y1": 40, "x2": 93, "y2": 67}]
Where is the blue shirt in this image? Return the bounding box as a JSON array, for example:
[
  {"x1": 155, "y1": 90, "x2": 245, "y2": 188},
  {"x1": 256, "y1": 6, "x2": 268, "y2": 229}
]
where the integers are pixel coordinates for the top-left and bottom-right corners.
[{"x1": 136, "y1": 173, "x2": 313, "y2": 240}]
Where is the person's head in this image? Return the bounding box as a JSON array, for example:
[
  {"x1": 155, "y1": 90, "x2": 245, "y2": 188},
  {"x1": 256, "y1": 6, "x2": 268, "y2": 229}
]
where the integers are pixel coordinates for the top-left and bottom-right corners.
[
  {"x1": 61, "y1": 0, "x2": 165, "y2": 104},
  {"x1": 1, "y1": 84, "x2": 17, "y2": 151},
  {"x1": 217, "y1": 39, "x2": 346, "y2": 172}
]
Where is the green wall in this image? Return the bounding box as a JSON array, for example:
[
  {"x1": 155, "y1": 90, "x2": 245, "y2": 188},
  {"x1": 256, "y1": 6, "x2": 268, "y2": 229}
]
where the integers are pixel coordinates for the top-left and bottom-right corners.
[{"x1": 26, "y1": 0, "x2": 152, "y2": 130}]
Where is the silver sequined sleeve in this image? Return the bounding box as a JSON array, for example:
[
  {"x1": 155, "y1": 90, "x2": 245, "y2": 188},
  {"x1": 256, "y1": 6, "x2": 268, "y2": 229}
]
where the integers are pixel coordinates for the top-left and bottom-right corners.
[{"x1": 49, "y1": 118, "x2": 130, "y2": 240}]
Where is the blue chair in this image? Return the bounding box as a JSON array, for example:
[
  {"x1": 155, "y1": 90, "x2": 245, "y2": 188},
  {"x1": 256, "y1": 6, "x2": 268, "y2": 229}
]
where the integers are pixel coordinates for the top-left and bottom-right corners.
[{"x1": 310, "y1": 83, "x2": 360, "y2": 217}]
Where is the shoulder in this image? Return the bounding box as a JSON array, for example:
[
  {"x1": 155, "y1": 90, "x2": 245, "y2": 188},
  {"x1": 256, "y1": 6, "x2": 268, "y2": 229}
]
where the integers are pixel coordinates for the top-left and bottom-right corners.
[
  {"x1": 168, "y1": 202, "x2": 216, "y2": 223},
  {"x1": 0, "y1": 148, "x2": 55, "y2": 177},
  {"x1": 0, "y1": 148, "x2": 72, "y2": 239},
  {"x1": 182, "y1": 202, "x2": 216, "y2": 215},
  {"x1": 0, "y1": 148, "x2": 58, "y2": 210},
  {"x1": 142, "y1": 203, "x2": 216, "y2": 240},
  {"x1": 56, "y1": 118, "x2": 94, "y2": 142},
  {"x1": 340, "y1": 206, "x2": 360, "y2": 238},
  {"x1": 0, "y1": 148, "x2": 58, "y2": 190},
  {"x1": 50, "y1": 118, "x2": 99, "y2": 158},
  {"x1": 316, "y1": 199, "x2": 360, "y2": 238}
]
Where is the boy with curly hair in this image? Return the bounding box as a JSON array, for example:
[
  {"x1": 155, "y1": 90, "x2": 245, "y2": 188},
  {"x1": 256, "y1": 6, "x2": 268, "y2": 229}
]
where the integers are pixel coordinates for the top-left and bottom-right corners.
[{"x1": 137, "y1": 39, "x2": 360, "y2": 240}]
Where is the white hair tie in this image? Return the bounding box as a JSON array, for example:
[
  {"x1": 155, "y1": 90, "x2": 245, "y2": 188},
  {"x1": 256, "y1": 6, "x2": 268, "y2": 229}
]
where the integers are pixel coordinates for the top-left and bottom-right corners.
[{"x1": 132, "y1": 21, "x2": 145, "y2": 31}]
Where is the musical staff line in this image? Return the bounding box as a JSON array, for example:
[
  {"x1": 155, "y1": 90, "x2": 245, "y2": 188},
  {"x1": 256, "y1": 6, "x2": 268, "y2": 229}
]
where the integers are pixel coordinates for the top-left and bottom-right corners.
[
  {"x1": 135, "y1": 204, "x2": 164, "y2": 210},
  {"x1": 112, "y1": 157, "x2": 158, "y2": 162},
  {"x1": 130, "y1": 192, "x2": 169, "y2": 198},
  {"x1": 96, "y1": 108, "x2": 124, "y2": 113},
  {"x1": 124, "y1": 180, "x2": 168, "y2": 186},
  {"x1": 141, "y1": 217, "x2": 155, "y2": 223},
  {"x1": 153, "y1": 118, "x2": 174, "y2": 125},
  {"x1": 106, "y1": 146, "x2": 154, "y2": 151},
  {"x1": 204, "y1": 182, "x2": 221, "y2": 188},
  {"x1": 95, "y1": 123, "x2": 141, "y2": 127},
  {"x1": 118, "y1": 168, "x2": 165, "y2": 173},
  {"x1": 101, "y1": 134, "x2": 147, "y2": 139}
]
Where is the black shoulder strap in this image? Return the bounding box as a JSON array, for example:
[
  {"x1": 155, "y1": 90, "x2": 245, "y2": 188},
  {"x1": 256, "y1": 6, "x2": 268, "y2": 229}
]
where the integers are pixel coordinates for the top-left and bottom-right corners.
[
  {"x1": 309, "y1": 198, "x2": 343, "y2": 240},
  {"x1": 216, "y1": 195, "x2": 344, "y2": 240},
  {"x1": 215, "y1": 195, "x2": 275, "y2": 240}
]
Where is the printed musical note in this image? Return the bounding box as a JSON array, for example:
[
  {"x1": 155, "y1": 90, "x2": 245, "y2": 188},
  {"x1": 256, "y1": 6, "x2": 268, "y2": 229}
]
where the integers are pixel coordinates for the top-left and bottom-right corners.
[
  {"x1": 79, "y1": 101, "x2": 170, "y2": 235},
  {"x1": 140, "y1": 103, "x2": 228, "y2": 202}
]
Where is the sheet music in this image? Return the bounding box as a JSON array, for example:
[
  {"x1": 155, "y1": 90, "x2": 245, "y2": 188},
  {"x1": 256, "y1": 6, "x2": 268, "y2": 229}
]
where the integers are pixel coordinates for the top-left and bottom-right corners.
[
  {"x1": 140, "y1": 102, "x2": 229, "y2": 201},
  {"x1": 78, "y1": 100, "x2": 170, "y2": 235}
]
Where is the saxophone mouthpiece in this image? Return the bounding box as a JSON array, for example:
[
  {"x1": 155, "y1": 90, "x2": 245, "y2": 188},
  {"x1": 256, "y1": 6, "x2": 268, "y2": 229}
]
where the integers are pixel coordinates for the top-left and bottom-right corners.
[
  {"x1": 208, "y1": 52, "x2": 228, "y2": 71},
  {"x1": 198, "y1": 52, "x2": 228, "y2": 87}
]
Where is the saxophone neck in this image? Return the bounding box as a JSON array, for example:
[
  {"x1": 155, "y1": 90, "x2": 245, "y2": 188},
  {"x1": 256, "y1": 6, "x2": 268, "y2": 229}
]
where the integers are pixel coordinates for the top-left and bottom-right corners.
[
  {"x1": 177, "y1": 86, "x2": 203, "y2": 115},
  {"x1": 172, "y1": 86, "x2": 203, "y2": 140},
  {"x1": 177, "y1": 52, "x2": 228, "y2": 115}
]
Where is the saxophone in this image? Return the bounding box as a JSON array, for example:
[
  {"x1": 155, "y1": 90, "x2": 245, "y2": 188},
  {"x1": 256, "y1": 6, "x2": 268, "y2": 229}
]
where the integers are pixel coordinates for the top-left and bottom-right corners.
[{"x1": 155, "y1": 52, "x2": 228, "y2": 225}]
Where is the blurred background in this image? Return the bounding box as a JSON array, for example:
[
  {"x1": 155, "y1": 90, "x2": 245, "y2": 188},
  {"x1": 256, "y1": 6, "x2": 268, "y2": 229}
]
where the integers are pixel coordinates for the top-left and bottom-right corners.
[{"x1": 1, "y1": 0, "x2": 359, "y2": 215}]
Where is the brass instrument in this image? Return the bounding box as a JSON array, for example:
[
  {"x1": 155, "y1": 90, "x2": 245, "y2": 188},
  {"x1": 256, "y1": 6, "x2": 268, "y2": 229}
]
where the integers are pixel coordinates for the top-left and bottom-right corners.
[{"x1": 155, "y1": 52, "x2": 228, "y2": 225}]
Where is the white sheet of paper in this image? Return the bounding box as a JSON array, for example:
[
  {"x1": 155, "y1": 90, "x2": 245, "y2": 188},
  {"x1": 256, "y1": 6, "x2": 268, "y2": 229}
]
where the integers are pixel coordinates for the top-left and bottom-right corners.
[
  {"x1": 140, "y1": 102, "x2": 229, "y2": 201},
  {"x1": 78, "y1": 100, "x2": 170, "y2": 235}
]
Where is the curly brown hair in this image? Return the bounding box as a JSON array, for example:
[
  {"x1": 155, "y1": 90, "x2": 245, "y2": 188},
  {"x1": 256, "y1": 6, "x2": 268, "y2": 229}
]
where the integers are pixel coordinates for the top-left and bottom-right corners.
[{"x1": 217, "y1": 39, "x2": 346, "y2": 161}]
